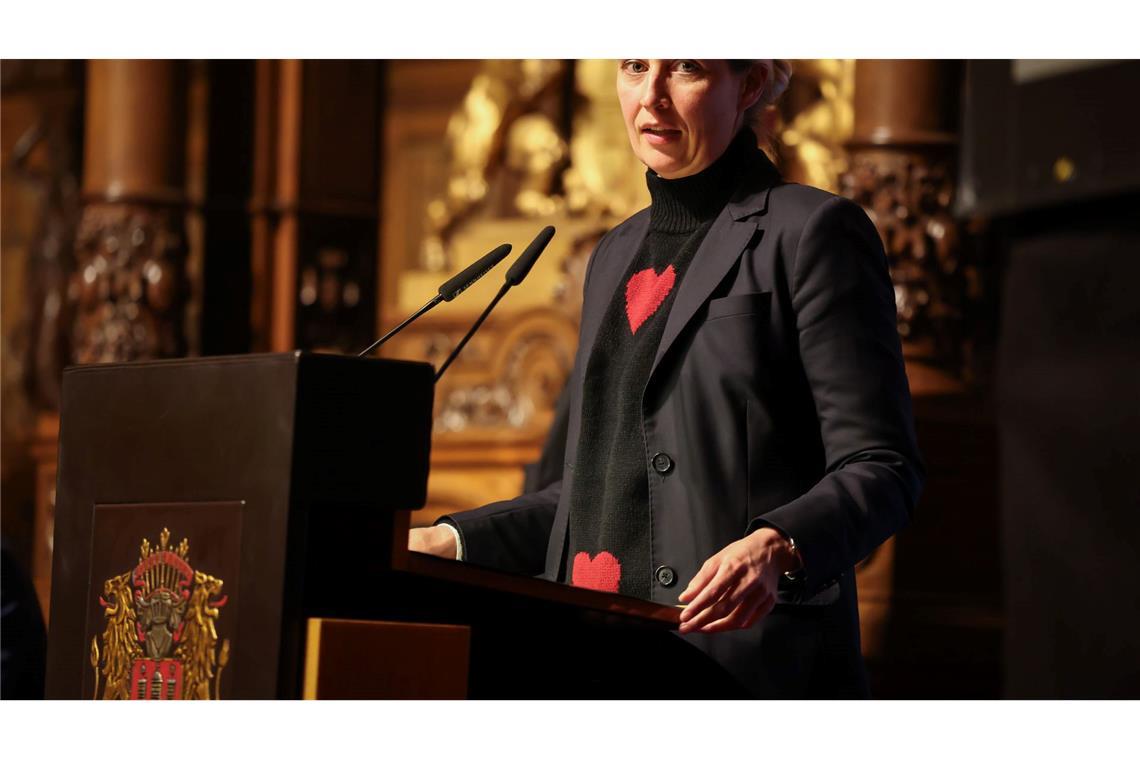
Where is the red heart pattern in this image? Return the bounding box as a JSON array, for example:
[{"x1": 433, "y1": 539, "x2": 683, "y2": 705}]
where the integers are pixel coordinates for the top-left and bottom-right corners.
[
  {"x1": 571, "y1": 551, "x2": 621, "y2": 593},
  {"x1": 625, "y1": 265, "x2": 676, "y2": 335}
]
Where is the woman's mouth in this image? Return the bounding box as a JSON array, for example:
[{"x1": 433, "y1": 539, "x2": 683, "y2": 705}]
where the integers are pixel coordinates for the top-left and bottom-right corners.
[{"x1": 641, "y1": 126, "x2": 681, "y2": 145}]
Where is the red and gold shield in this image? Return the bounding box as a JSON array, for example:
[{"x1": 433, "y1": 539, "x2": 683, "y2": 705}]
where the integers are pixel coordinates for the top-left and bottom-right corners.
[{"x1": 89, "y1": 528, "x2": 230, "y2": 700}]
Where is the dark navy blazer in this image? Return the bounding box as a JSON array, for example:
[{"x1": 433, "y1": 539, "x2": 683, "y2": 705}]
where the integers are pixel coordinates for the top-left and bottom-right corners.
[{"x1": 441, "y1": 147, "x2": 925, "y2": 697}]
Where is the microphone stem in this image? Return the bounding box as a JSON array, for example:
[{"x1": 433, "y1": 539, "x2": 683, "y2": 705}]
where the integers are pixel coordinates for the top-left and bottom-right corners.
[
  {"x1": 358, "y1": 294, "x2": 442, "y2": 358},
  {"x1": 434, "y1": 285, "x2": 510, "y2": 382}
]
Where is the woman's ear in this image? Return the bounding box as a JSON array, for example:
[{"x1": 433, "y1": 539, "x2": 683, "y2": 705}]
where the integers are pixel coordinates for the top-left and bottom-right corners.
[{"x1": 738, "y1": 63, "x2": 768, "y2": 113}]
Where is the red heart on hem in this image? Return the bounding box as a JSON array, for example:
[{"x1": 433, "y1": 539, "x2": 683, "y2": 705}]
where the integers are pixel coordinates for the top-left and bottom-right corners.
[
  {"x1": 625, "y1": 265, "x2": 676, "y2": 335},
  {"x1": 571, "y1": 551, "x2": 621, "y2": 593}
]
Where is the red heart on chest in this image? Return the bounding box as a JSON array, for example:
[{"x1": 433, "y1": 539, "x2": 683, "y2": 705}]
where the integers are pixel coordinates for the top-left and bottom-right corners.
[
  {"x1": 625, "y1": 265, "x2": 676, "y2": 335},
  {"x1": 571, "y1": 551, "x2": 621, "y2": 593}
]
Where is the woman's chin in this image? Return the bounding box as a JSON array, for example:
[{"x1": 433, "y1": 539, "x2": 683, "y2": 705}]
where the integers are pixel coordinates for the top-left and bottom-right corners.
[
  {"x1": 649, "y1": 162, "x2": 696, "y2": 180},
  {"x1": 642, "y1": 154, "x2": 687, "y2": 178}
]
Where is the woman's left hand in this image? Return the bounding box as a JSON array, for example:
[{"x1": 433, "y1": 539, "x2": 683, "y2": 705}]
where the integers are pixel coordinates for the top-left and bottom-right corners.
[{"x1": 677, "y1": 527, "x2": 799, "y2": 634}]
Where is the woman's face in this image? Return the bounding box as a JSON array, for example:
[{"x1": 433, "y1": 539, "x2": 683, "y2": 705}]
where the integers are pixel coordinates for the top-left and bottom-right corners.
[{"x1": 617, "y1": 59, "x2": 764, "y2": 179}]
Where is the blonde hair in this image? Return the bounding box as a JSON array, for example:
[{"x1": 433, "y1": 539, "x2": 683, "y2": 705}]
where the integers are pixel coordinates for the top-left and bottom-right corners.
[{"x1": 729, "y1": 59, "x2": 793, "y2": 141}]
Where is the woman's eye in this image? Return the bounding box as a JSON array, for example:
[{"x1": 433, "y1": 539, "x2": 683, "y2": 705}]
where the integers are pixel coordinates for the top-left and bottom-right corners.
[
  {"x1": 675, "y1": 60, "x2": 701, "y2": 74},
  {"x1": 621, "y1": 60, "x2": 647, "y2": 74}
]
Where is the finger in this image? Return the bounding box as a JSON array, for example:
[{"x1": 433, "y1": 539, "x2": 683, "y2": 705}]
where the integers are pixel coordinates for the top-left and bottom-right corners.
[
  {"x1": 681, "y1": 583, "x2": 751, "y2": 632},
  {"x1": 678, "y1": 558, "x2": 718, "y2": 604},
  {"x1": 681, "y1": 561, "x2": 744, "y2": 621},
  {"x1": 679, "y1": 561, "x2": 723, "y2": 616},
  {"x1": 691, "y1": 588, "x2": 778, "y2": 634},
  {"x1": 679, "y1": 563, "x2": 730, "y2": 621},
  {"x1": 693, "y1": 593, "x2": 765, "y2": 634},
  {"x1": 682, "y1": 594, "x2": 748, "y2": 634}
]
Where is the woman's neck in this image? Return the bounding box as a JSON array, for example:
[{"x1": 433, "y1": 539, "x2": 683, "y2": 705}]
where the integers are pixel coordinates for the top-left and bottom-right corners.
[{"x1": 645, "y1": 128, "x2": 755, "y2": 234}]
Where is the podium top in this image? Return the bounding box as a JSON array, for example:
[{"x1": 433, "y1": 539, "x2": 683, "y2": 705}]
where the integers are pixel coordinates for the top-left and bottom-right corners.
[{"x1": 62, "y1": 350, "x2": 432, "y2": 374}]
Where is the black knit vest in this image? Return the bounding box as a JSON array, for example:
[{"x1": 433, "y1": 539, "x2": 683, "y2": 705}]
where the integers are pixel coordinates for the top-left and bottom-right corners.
[{"x1": 565, "y1": 129, "x2": 754, "y2": 599}]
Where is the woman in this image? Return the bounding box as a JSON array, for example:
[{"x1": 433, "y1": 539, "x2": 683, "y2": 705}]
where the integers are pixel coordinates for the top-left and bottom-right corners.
[{"x1": 410, "y1": 59, "x2": 924, "y2": 697}]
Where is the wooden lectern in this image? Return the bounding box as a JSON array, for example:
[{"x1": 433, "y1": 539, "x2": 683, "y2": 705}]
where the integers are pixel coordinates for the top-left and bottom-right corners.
[{"x1": 46, "y1": 353, "x2": 742, "y2": 699}]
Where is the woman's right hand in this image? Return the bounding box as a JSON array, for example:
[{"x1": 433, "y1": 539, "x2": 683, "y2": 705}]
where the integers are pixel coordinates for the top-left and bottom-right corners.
[{"x1": 407, "y1": 525, "x2": 457, "y2": 559}]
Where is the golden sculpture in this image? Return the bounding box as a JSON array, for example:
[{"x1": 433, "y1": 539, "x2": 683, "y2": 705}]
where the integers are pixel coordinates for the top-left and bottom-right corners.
[
  {"x1": 777, "y1": 59, "x2": 855, "y2": 192},
  {"x1": 423, "y1": 60, "x2": 567, "y2": 271},
  {"x1": 505, "y1": 113, "x2": 568, "y2": 218},
  {"x1": 563, "y1": 58, "x2": 652, "y2": 219}
]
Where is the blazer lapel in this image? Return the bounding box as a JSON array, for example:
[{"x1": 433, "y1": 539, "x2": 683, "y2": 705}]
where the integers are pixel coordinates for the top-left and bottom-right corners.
[{"x1": 648, "y1": 155, "x2": 780, "y2": 383}]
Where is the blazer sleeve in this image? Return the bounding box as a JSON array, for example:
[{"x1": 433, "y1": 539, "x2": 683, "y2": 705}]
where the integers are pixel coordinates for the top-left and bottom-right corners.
[
  {"x1": 433, "y1": 227, "x2": 612, "y2": 577},
  {"x1": 435, "y1": 481, "x2": 562, "y2": 575},
  {"x1": 749, "y1": 195, "x2": 927, "y2": 599}
]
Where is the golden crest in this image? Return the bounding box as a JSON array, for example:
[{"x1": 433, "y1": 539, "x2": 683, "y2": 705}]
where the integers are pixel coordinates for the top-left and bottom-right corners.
[{"x1": 89, "y1": 528, "x2": 230, "y2": 699}]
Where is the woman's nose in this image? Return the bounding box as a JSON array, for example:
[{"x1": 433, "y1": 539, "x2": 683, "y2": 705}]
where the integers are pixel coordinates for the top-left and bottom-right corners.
[{"x1": 639, "y1": 70, "x2": 670, "y2": 111}]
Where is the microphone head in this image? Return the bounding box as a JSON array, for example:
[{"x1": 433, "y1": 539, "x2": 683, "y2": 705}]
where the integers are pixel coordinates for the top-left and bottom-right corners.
[
  {"x1": 505, "y1": 225, "x2": 555, "y2": 287},
  {"x1": 438, "y1": 243, "x2": 512, "y2": 302}
]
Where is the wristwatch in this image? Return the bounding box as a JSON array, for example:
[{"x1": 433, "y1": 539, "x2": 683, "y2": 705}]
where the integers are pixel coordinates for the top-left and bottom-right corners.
[{"x1": 782, "y1": 533, "x2": 806, "y2": 583}]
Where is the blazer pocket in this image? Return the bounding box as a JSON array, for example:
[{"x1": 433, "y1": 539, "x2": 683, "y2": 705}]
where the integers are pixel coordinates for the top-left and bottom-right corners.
[{"x1": 705, "y1": 291, "x2": 772, "y2": 321}]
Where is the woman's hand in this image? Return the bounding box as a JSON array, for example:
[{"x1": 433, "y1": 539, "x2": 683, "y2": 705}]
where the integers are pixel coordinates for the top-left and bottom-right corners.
[
  {"x1": 407, "y1": 525, "x2": 457, "y2": 559},
  {"x1": 677, "y1": 527, "x2": 799, "y2": 634}
]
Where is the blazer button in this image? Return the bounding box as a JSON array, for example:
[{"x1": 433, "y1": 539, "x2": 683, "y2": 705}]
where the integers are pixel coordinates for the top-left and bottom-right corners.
[
  {"x1": 655, "y1": 565, "x2": 677, "y2": 587},
  {"x1": 651, "y1": 452, "x2": 674, "y2": 474}
]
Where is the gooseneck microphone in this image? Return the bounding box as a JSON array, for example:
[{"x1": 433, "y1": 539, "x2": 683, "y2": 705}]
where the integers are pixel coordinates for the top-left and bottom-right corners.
[
  {"x1": 357, "y1": 243, "x2": 511, "y2": 358},
  {"x1": 438, "y1": 243, "x2": 514, "y2": 302},
  {"x1": 434, "y1": 226, "x2": 555, "y2": 382}
]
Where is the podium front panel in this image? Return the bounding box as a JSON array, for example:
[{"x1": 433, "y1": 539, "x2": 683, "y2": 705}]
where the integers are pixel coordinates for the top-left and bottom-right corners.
[{"x1": 46, "y1": 353, "x2": 434, "y2": 699}]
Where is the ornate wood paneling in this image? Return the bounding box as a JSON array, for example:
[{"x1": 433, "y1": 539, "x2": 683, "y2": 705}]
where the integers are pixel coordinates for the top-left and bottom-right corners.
[
  {"x1": 75, "y1": 61, "x2": 191, "y2": 363},
  {"x1": 252, "y1": 60, "x2": 383, "y2": 354},
  {"x1": 70, "y1": 203, "x2": 188, "y2": 362},
  {"x1": 840, "y1": 60, "x2": 1000, "y2": 697}
]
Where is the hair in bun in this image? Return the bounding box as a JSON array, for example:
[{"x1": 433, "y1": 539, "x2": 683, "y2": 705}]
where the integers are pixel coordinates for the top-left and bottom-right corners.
[
  {"x1": 761, "y1": 59, "x2": 793, "y2": 105},
  {"x1": 729, "y1": 59, "x2": 794, "y2": 141}
]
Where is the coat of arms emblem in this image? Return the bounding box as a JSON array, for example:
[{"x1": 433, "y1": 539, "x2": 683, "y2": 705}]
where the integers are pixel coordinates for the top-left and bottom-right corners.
[{"x1": 89, "y1": 528, "x2": 230, "y2": 699}]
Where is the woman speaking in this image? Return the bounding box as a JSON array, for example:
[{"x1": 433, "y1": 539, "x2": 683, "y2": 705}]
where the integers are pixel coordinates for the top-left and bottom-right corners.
[{"x1": 410, "y1": 59, "x2": 925, "y2": 698}]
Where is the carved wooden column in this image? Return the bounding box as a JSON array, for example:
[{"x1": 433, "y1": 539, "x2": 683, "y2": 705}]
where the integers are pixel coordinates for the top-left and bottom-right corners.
[
  {"x1": 843, "y1": 60, "x2": 968, "y2": 383},
  {"x1": 841, "y1": 61, "x2": 1000, "y2": 696},
  {"x1": 28, "y1": 62, "x2": 192, "y2": 619},
  {"x1": 72, "y1": 60, "x2": 190, "y2": 363}
]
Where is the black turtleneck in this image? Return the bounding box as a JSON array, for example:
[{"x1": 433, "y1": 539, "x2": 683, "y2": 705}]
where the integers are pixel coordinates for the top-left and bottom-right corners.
[{"x1": 566, "y1": 129, "x2": 754, "y2": 599}]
